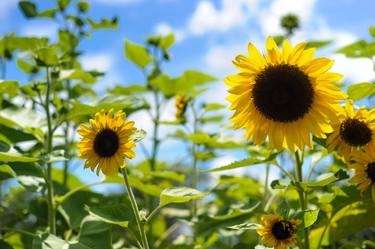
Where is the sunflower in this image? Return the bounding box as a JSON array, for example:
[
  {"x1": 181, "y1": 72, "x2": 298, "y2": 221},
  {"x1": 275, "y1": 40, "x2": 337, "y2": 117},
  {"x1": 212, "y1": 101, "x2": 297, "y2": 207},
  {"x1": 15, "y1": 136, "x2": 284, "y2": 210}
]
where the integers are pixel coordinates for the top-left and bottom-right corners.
[
  {"x1": 225, "y1": 36, "x2": 346, "y2": 151},
  {"x1": 257, "y1": 214, "x2": 301, "y2": 249},
  {"x1": 77, "y1": 109, "x2": 137, "y2": 176},
  {"x1": 327, "y1": 100, "x2": 375, "y2": 160},
  {"x1": 349, "y1": 150, "x2": 375, "y2": 202}
]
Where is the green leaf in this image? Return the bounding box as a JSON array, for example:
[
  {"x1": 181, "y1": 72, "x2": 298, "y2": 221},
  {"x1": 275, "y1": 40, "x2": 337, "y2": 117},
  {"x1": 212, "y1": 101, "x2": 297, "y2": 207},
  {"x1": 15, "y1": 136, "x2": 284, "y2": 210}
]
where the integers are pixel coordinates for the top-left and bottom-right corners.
[
  {"x1": 60, "y1": 69, "x2": 95, "y2": 84},
  {"x1": 34, "y1": 47, "x2": 59, "y2": 66},
  {"x1": 0, "y1": 240, "x2": 13, "y2": 249},
  {"x1": 369, "y1": 26, "x2": 375, "y2": 38},
  {"x1": 228, "y1": 222, "x2": 261, "y2": 230},
  {"x1": 159, "y1": 187, "x2": 205, "y2": 207},
  {"x1": 32, "y1": 234, "x2": 67, "y2": 249},
  {"x1": 203, "y1": 103, "x2": 226, "y2": 112},
  {"x1": 86, "y1": 204, "x2": 132, "y2": 228},
  {"x1": 87, "y1": 17, "x2": 118, "y2": 30},
  {"x1": 306, "y1": 40, "x2": 332, "y2": 49},
  {"x1": 206, "y1": 153, "x2": 279, "y2": 172},
  {"x1": 0, "y1": 152, "x2": 38, "y2": 162},
  {"x1": 131, "y1": 129, "x2": 147, "y2": 143},
  {"x1": 37, "y1": 8, "x2": 58, "y2": 18},
  {"x1": 17, "y1": 175, "x2": 45, "y2": 192},
  {"x1": 335, "y1": 40, "x2": 375, "y2": 58},
  {"x1": 347, "y1": 82, "x2": 375, "y2": 100},
  {"x1": 18, "y1": 1, "x2": 37, "y2": 18},
  {"x1": 0, "y1": 164, "x2": 16, "y2": 181},
  {"x1": 270, "y1": 179, "x2": 290, "y2": 189},
  {"x1": 304, "y1": 209, "x2": 320, "y2": 228},
  {"x1": 151, "y1": 171, "x2": 185, "y2": 183},
  {"x1": 124, "y1": 40, "x2": 154, "y2": 68},
  {"x1": 159, "y1": 33, "x2": 175, "y2": 50},
  {"x1": 77, "y1": 1, "x2": 90, "y2": 12},
  {"x1": 302, "y1": 169, "x2": 349, "y2": 188},
  {"x1": 77, "y1": 216, "x2": 112, "y2": 249},
  {"x1": 108, "y1": 84, "x2": 148, "y2": 95},
  {"x1": 0, "y1": 80, "x2": 19, "y2": 98}
]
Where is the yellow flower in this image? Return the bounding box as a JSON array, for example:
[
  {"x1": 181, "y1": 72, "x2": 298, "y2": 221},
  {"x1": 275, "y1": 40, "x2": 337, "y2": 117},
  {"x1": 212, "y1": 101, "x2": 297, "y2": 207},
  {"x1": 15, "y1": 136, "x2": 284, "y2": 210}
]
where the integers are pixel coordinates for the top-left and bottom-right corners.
[
  {"x1": 175, "y1": 94, "x2": 189, "y2": 120},
  {"x1": 327, "y1": 100, "x2": 375, "y2": 160},
  {"x1": 257, "y1": 214, "x2": 301, "y2": 249},
  {"x1": 225, "y1": 36, "x2": 346, "y2": 151},
  {"x1": 77, "y1": 109, "x2": 136, "y2": 176},
  {"x1": 349, "y1": 150, "x2": 375, "y2": 202}
]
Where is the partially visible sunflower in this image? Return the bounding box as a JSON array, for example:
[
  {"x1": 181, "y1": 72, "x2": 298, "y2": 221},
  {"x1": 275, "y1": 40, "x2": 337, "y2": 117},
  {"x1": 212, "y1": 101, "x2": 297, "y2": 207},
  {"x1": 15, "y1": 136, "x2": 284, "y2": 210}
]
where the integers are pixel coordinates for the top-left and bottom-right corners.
[
  {"x1": 77, "y1": 109, "x2": 136, "y2": 176},
  {"x1": 327, "y1": 100, "x2": 375, "y2": 160},
  {"x1": 349, "y1": 150, "x2": 375, "y2": 202},
  {"x1": 225, "y1": 36, "x2": 346, "y2": 151},
  {"x1": 175, "y1": 94, "x2": 189, "y2": 121},
  {"x1": 257, "y1": 214, "x2": 301, "y2": 249}
]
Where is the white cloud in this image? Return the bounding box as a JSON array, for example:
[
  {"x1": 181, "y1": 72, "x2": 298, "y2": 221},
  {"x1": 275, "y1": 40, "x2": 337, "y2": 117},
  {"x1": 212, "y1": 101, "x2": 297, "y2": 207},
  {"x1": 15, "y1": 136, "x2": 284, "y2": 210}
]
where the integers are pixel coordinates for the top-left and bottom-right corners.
[
  {"x1": 20, "y1": 23, "x2": 57, "y2": 40},
  {"x1": 259, "y1": 0, "x2": 317, "y2": 36},
  {"x1": 0, "y1": 0, "x2": 17, "y2": 20},
  {"x1": 93, "y1": 0, "x2": 141, "y2": 5},
  {"x1": 332, "y1": 54, "x2": 375, "y2": 83},
  {"x1": 81, "y1": 53, "x2": 114, "y2": 72}
]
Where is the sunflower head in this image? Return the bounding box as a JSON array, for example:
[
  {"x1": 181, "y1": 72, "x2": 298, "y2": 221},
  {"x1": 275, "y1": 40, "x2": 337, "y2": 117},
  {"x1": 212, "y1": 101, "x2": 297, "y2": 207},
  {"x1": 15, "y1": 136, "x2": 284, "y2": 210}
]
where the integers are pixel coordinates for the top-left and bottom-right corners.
[
  {"x1": 175, "y1": 94, "x2": 189, "y2": 121},
  {"x1": 225, "y1": 36, "x2": 346, "y2": 151},
  {"x1": 327, "y1": 100, "x2": 375, "y2": 160},
  {"x1": 257, "y1": 214, "x2": 301, "y2": 249},
  {"x1": 77, "y1": 109, "x2": 136, "y2": 176},
  {"x1": 349, "y1": 150, "x2": 375, "y2": 202}
]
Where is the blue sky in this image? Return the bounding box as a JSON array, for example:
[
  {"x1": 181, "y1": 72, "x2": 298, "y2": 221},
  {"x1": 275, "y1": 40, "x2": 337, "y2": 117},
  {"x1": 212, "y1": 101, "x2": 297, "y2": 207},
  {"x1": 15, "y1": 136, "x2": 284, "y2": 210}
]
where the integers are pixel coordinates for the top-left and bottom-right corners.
[{"x1": 1, "y1": 0, "x2": 375, "y2": 189}]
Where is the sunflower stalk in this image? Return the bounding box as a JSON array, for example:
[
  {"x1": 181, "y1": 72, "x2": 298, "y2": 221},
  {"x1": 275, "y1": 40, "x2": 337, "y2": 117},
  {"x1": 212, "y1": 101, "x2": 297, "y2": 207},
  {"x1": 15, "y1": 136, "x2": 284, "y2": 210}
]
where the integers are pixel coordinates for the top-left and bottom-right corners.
[
  {"x1": 44, "y1": 66, "x2": 56, "y2": 235},
  {"x1": 121, "y1": 167, "x2": 150, "y2": 249},
  {"x1": 294, "y1": 150, "x2": 309, "y2": 249}
]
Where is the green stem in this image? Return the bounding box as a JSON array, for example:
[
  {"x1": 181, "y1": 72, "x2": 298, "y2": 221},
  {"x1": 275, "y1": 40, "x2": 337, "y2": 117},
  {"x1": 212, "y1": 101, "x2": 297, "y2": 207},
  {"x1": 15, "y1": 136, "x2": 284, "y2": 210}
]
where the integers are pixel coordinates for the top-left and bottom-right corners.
[
  {"x1": 316, "y1": 216, "x2": 332, "y2": 249},
  {"x1": 294, "y1": 151, "x2": 309, "y2": 249},
  {"x1": 263, "y1": 164, "x2": 270, "y2": 206},
  {"x1": 121, "y1": 168, "x2": 149, "y2": 249},
  {"x1": 56, "y1": 181, "x2": 103, "y2": 205},
  {"x1": 146, "y1": 205, "x2": 163, "y2": 223},
  {"x1": 45, "y1": 67, "x2": 56, "y2": 235},
  {"x1": 62, "y1": 79, "x2": 72, "y2": 187},
  {"x1": 150, "y1": 89, "x2": 160, "y2": 171},
  {"x1": 190, "y1": 102, "x2": 199, "y2": 243}
]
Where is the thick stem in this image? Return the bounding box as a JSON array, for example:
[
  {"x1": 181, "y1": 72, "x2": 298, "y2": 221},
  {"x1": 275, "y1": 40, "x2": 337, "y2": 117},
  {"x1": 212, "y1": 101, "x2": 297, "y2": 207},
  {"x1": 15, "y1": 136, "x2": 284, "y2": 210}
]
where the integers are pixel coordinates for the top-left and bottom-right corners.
[
  {"x1": 62, "y1": 79, "x2": 72, "y2": 187},
  {"x1": 294, "y1": 151, "x2": 309, "y2": 249},
  {"x1": 121, "y1": 168, "x2": 149, "y2": 249},
  {"x1": 45, "y1": 67, "x2": 56, "y2": 234}
]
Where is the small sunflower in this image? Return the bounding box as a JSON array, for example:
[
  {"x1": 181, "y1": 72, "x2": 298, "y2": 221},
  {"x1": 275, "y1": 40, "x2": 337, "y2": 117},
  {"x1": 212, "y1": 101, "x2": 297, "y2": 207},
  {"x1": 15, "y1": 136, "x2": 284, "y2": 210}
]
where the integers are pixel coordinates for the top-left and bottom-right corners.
[
  {"x1": 77, "y1": 109, "x2": 136, "y2": 176},
  {"x1": 327, "y1": 100, "x2": 375, "y2": 160},
  {"x1": 257, "y1": 214, "x2": 301, "y2": 249},
  {"x1": 175, "y1": 94, "x2": 189, "y2": 121},
  {"x1": 349, "y1": 150, "x2": 375, "y2": 202},
  {"x1": 225, "y1": 36, "x2": 346, "y2": 151}
]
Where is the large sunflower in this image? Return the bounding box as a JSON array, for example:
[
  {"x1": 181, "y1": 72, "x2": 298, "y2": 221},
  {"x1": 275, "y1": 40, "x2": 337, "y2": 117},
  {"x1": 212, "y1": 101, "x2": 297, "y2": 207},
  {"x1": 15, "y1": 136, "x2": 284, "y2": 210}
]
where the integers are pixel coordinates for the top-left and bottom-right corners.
[
  {"x1": 225, "y1": 36, "x2": 346, "y2": 151},
  {"x1": 349, "y1": 150, "x2": 375, "y2": 202},
  {"x1": 327, "y1": 100, "x2": 375, "y2": 160},
  {"x1": 77, "y1": 109, "x2": 136, "y2": 176},
  {"x1": 257, "y1": 214, "x2": 301, "y2": 249}
]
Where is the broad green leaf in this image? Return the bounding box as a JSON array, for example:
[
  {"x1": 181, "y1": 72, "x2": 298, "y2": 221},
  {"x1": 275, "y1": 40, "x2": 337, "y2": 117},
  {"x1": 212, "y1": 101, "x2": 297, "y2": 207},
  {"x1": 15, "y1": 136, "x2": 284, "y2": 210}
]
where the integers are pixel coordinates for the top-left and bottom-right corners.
[
  {"x1": 78, "y1": 216, "x2": 112, "y2": 249},
  {"x1": 0, "y1": 107, "x2": 45, "y2": 129},
  {"x1": 369, "y1": 26, "x2": 375, "y2": 38},
  {"x1": 306, "y1": 40, "x2": 332, "y2": 49},
  {"x1": 108, "y1": 84, "x2": 148, "y2": 95},
  {"x1": 17, "y1": 59, "x2": 38, "y2": 74},
  {"x1": 58, "y1": 0, "x2": 72, "y2": 10},
  {"x1": 124, "y1": 40, "x2": 154, "y2": 68},
  {"x1": 77, "y1": 1, "x2": 90, "y2": 12},
  {"x1": 0, "y1": 240, "x2": 13, "y2": 249},
  {"x1": 228, "y1": 222, "x2": 261, "y2": 230},
  {"x1": 304, "y1": 209, "x2": 320, "y2": 228},
  {"x1": 60, "y1": 69, "x2": 95, "y2": 84},
  {"x1": 37, "y1": 8, "x2": 58, "y2": 18},
  {"x1": 17, "y1": 175, "x2": 45, "y2": 192},
  {"x1": 347, "y1": 82, "x2": 375, "y2": 100},
  {"x1": 0, "y1": 152, "x2": 38, "y2": 162},
  {"x1": 131, "y1": 129, "x2": 147, "y2": 143},
  {"x1": 159, "y1": 186, "x2": 205, "y2": 207},
  {"x1": 159, "y1": 33, "x2": 175, "y2": 49},
  {"x1": 302, "y1": 169, "x2": 349, "y2": 188},
  {"x1": 86, "y1": 204, "x2": 132, "y2": 228},
  {"x1": 0, "y1": 164, "x2": 16, "y2": 181},
  {"x1": 34, "y1": 47, "x2": 59, "y2": 66},
  {"x1": 335, "y1": 40, "x2": 375, "y2": 58},
  {"x1": 18, "y1": 1, "x2": 37, "y2": 18},
  {"x1": 206, "y1": 153, "x2": 279, "y2": 172},
  {"x1": 151, "y1": 171, "x2": 185, "y2": 183},
  {"x1": 201, "y1": 115, "x2": 224, "y2": 123},
  {"x1": 32, "y1": 234, "x2": 67, "y2": 249},
  {"x1": 87, "y1": 17, "x2": 118, "y2": 30},
  {"x1": 0, "y1": 80, "x2": 19, "y2": 98},
  {"x1": 197, "y1": 202, "x2": 260, "y2": 235}
]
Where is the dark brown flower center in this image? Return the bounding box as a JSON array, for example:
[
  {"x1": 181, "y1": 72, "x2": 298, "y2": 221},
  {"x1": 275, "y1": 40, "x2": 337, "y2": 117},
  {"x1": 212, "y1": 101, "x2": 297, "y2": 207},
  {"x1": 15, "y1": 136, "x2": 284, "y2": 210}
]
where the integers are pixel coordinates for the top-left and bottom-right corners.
[
  {"x1": 252, "y1": 64, "x2": 314, "y2": 122},
  {"x1": 366, "y1": 162, "x2": 375, "y2": 183},
  {"x1": 93, "y1": 128, "x2": 119, "y2": 157},
  {"x1": 340, "y1": 119, "x2": 372, "y2": 146},
  {"x1": 271, "y1": 220, "x2": 294, "y2": 240}
]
